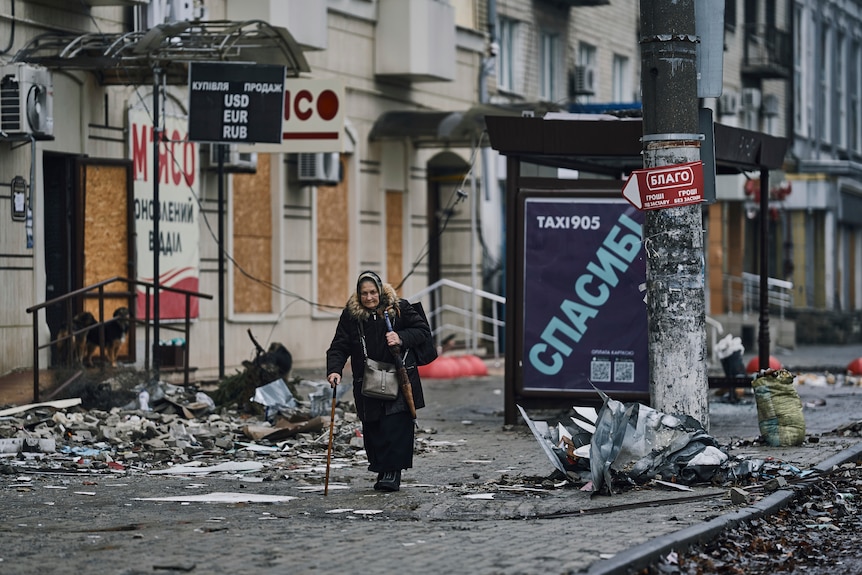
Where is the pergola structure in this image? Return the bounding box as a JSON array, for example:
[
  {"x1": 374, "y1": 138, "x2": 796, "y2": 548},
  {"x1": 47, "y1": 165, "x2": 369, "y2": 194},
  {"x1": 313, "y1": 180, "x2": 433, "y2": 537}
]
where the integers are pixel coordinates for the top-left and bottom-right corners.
[{"x1": 12, "y1": 19, "x2": 310, "y2": 84}]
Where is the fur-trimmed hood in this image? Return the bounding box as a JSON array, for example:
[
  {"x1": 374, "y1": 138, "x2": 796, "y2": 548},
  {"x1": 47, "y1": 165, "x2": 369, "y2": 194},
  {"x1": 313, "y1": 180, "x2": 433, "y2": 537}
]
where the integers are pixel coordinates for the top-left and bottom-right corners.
[{"x1": 346, "y1": 282, "x2": 400, "y2": 321}]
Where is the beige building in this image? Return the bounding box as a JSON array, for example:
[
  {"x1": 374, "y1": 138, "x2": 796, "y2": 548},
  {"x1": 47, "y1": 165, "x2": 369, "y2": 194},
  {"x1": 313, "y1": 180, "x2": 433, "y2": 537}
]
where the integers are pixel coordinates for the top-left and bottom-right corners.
[{"x1": 2, "y1": 0, "x2": 611, "y2": 379}]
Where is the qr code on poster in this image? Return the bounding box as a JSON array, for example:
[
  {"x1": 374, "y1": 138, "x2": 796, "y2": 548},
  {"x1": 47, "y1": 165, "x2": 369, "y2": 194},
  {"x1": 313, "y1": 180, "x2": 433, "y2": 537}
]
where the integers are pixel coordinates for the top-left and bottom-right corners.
[
  {"x1": 614, "y1": 359, "x2": 635, "y2": 383},
  {"x1": 590, "y1": 358, "x2": 612, "y2": 382}
]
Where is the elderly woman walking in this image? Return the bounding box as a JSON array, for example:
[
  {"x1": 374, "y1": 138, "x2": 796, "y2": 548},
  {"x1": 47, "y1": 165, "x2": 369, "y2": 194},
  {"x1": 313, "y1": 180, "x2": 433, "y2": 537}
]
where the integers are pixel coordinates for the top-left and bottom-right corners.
[{"x1": 326, "y1": 271, "x2": 431, "y2": 492}]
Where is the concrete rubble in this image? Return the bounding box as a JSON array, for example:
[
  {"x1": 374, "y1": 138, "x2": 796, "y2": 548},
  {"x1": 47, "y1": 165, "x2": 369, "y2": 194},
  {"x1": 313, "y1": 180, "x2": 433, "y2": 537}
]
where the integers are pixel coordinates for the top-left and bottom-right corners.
[{"x1": 0, "y1": 371, "x2": 376, "y2": 483}]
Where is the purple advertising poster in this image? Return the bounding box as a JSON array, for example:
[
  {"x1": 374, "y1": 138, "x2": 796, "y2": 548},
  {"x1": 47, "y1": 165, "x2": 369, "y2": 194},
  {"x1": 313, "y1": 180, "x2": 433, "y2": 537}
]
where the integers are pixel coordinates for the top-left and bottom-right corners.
[{"x1": 522, "y1": 198, "x2": 647, "y2": 393}]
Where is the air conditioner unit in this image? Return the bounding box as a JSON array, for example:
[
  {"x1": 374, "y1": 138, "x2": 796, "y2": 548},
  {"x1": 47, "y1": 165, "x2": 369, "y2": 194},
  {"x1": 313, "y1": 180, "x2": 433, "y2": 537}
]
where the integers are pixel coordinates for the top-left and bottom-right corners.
[
  {"x1": 206, "y1": 144, "x2": 257, "y2": 173},
  {"x1": 741, "y1": 88, "x2": 762, "y2": 111},
  {"x1": 0, "y1": 63, "x2": 53, "y2": 138},
  {"x1": 718, "y1": 91, "x2": 739, "y2": 116},
  {"x1": 298, "y1": 152, "x2": 341, "y2": 185},
  {"x1": 148, "y1": 0, "x2": 196, "y2": 25},
  {"x1": 571, "y1": 65, "x2": 595, "y2": 96},
  {"x1": 761, "y1": 94, "x2": 779, "y2": 117}
]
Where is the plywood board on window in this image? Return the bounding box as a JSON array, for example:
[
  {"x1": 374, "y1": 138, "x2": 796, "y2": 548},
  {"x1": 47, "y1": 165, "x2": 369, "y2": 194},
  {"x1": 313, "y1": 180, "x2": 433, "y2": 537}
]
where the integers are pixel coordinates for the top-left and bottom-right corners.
[
  {"x1": 386, "y1": 191, "x2": 404, "y2": 294},
  {"x1": 233, "y1": 154, "x2": 273, "y2": 313},
  {"x1": 233, "y1": 154, "x2": 272, "y2": 238},
  {"x1": 83, "y1": 164, "x2": 129, "y2": 287},
  {"x1": 233, "y1": 236, "x2": 272, "y2": 313},
  {"x1": 317, "y1": 161, "x2": 349, "y2": 309},
  {"x1": 81, "y1": 162, "x2": 132, "y2": 361}
]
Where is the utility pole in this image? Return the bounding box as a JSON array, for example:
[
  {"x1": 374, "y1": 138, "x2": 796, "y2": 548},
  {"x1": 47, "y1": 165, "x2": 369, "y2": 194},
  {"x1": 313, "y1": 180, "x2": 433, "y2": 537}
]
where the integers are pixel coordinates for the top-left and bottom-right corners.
[{"x1": 640, "y1": 0, "x2": 708, "y2": 428}]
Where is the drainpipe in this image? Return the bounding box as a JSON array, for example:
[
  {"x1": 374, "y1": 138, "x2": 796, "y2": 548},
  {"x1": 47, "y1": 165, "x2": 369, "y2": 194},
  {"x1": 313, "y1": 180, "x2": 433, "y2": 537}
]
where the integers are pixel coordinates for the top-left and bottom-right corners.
[{"x1": 479, "y1": 0, "x2": 501, "y2": 298}]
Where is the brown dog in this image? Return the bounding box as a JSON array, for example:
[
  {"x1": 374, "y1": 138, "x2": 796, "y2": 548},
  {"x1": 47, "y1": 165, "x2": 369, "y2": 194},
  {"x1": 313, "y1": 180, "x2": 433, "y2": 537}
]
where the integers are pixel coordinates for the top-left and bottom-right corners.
[
  {"x1": 56, "y1": 311, "x2": 98, "y2": 366},
  {"x1": 82, "y1": 307, "x2": 131, "y2": 367}
]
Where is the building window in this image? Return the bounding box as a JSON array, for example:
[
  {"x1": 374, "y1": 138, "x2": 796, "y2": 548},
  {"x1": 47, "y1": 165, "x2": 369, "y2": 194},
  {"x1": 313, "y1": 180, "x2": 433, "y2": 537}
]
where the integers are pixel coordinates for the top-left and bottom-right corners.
[
  {"x1": 725, "y1": 0, "x2": 736, "y2": 32},
  {"x1": 612, "y1": 54, "x2": 630, "y2": 103},
  {"x1": 497, "y1": 16, "x2": 522, "y2": 94},
  {"x1": 539, "y1": 31, "x2": 560, "y2": 102},
  {"x1": 233, "y1": 155, "x2": 274, "y2": 314},
  {"x1": 316, "y1": 158, "x2": 349, "y2": 310},
  {"x1": 578, "y1": 42, "x2": 597, "y2": 104},
  {"x1": 793, "y1": 3, "x2": 808, "y2": 138},
  {"x1": 838, "y1": 32, "x2": 847, "y2": 150},
  {"x1": 821, "y1": 24, "x2": 832, "y2": 144},
  {"x1": 853, "y1": 40, "x2": 861, "y2": 153}
]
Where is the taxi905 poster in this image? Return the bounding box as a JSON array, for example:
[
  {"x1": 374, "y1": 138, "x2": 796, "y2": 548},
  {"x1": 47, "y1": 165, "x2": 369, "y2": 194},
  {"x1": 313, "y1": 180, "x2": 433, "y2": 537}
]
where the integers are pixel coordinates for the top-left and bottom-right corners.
[{"x1": 522, "y1": 197, "x2": 647, "y2": 393}]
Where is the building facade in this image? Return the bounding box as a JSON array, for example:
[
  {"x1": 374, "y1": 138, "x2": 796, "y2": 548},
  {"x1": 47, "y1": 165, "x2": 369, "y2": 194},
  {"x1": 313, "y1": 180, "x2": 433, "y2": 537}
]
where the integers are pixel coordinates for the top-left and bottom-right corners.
[{"x1": 1, "y1": 0, "x2": 603, "y2": 378}]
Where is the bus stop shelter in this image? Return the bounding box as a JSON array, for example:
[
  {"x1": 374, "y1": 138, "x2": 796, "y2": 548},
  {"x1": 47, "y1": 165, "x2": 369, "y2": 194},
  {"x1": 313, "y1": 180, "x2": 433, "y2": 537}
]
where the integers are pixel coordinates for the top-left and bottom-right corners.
[{"x1": 485, "y1": 114, "x2": 789, "y2": 425}]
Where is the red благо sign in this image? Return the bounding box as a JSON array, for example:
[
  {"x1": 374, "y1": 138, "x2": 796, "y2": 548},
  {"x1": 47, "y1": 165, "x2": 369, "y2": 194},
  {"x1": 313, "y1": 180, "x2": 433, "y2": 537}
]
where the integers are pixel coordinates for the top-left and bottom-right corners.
[{"x1": 621, "y1": 161, "x2": 705, "y2": 211}]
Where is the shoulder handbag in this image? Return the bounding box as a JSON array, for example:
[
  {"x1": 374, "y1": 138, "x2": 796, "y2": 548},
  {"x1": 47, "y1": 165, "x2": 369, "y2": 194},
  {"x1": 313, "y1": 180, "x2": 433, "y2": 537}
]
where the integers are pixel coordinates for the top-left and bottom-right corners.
[
  {"x1": 358, "y1": 322, "x2": 399, "y2": 400},
  {"x1": 408, "y1": 301, "x2": 438, "y2": 366}
]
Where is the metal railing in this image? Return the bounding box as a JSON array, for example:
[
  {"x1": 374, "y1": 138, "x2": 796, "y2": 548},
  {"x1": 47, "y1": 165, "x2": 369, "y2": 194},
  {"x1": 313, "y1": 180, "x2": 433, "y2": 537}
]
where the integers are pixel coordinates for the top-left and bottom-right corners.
[
  {"x1": 723, "y1": 272, "x2": 793, "y2": 318},
  {"x1": 26, "y1": 276, "x2": 212, "y2": 401},
  {"x1": 409, "y1": 278, "x2": 506, "y2": 358}
]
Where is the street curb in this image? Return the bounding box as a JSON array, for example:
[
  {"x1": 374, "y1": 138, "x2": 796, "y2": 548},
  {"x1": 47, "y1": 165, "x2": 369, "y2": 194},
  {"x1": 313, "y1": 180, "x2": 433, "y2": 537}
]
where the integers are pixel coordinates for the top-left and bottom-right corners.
[{"x1": 581, "y1": 441, "x2": 862, "y2": 575}]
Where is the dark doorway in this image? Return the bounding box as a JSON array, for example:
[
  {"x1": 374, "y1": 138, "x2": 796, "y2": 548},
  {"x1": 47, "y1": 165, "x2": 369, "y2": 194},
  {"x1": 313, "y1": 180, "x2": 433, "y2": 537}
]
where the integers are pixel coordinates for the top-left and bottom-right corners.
[
  {"x1": 42, "y1": 153, "x2": 136, "y2": 366},
  {"x1": 43, "y1": 152, "x2": 80, "y2": 356},
  {"x1": 426, "y1": 152, "x2": 471, "y2": 288}
]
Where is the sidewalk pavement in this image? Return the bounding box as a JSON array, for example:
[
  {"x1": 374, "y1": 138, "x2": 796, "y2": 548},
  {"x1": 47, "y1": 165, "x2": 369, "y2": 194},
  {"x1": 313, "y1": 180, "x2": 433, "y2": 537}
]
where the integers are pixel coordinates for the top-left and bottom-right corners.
[
  {"x1": 410, "y1": 343, "x2": 862, "y2": 574},
  {"x1": 578, "y1": 343, "x2": 862, "y2": 574}
]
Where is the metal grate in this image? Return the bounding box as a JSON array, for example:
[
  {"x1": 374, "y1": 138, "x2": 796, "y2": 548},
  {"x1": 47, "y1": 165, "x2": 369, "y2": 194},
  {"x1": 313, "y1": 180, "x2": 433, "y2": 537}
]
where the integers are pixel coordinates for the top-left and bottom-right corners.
[{"x1": 0, "y1": 74, "x2": 21, "y2": 132}]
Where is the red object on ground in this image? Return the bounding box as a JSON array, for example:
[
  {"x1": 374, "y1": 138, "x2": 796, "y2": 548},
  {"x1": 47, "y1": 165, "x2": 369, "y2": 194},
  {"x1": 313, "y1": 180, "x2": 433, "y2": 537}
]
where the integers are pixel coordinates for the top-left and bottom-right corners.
[
  {"x1": 418, "y1": 354, "x2": 488, "y2": 379},
  {"x1": 419, "y1": 356, "x2": 457, "y2": 379},
  {"x1": 462, "y1": 354, "x2": 488, "y2": 376},
  {"x1": 847, "y1": 357, "x2": 862, "y2": 375},
  {"x1": 746, "y1": 356, "x2": 782, "y2": 373}
]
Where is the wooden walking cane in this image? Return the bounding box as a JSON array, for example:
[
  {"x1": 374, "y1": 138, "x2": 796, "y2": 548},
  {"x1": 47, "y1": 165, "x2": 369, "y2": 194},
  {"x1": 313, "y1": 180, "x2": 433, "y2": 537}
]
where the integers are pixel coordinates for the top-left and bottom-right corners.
[
  {"x1": 384, "y1": 311, "x2": 417, "y2": 420},
  {"x1": 324, "y1": 381, "x2": 337, "y2": 496}
]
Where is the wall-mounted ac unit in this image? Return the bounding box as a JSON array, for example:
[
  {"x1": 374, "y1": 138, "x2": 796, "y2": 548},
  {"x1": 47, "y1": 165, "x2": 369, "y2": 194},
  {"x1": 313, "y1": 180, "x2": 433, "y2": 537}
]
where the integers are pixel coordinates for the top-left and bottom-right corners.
[
  {"x1": 571, "y1": 65, "x2": 595, "y2": 96},
  {"x1": 206, "y1": 144, "x2": 257, "y2": 173},
  {"x1": 0, "y1": 63, "x2": 53, "y2": 138},
  {"x1": 718, "y1": 91, "x2": 739, "y2": 116},
  {"x1": 148, "y1": 0, "x2": 196, "y2": 25},
  {"x1": 298, "y1": 152, "x2": 341, "y2": 185},
  {"x1": 741, "y1": 87, "x2": 762, "y2": 111},
  {"x1": 761, "y1": 94, "x2": 779, "y2": 117}
]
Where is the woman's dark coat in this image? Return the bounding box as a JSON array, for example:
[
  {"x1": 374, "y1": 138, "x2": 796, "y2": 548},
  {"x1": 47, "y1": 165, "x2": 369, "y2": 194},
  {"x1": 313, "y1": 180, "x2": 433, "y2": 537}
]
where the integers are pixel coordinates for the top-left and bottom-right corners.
[{"x1": 326, "y1": 282, "x2": 430, "y2": 422}]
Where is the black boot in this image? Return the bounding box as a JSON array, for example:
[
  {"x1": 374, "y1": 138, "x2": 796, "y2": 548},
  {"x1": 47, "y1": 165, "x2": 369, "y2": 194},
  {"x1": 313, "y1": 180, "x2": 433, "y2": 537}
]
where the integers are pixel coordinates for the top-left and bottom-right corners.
[
  {"x1": 376, "y1": 470, "x2": 401, "y2": 492},
  {"x1": 373, "y1": 472, "x2": 384, "y2": 490}
]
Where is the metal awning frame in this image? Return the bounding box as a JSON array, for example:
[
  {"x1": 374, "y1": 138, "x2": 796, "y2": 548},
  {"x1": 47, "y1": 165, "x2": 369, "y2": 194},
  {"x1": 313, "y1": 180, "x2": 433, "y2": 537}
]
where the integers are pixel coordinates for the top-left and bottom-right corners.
[
  {"x1": 11, "y1": 20, "x2": 311, "y2": 85},
  {"x1": 485, "y1": 115, "x2": 789, "y2": 177}
]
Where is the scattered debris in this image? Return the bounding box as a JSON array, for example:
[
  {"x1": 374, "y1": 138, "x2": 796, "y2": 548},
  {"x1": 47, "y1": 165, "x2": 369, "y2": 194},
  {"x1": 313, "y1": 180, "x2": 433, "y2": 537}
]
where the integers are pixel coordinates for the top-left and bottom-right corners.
[
  {"x1": 715, "y1": 334, "x2": 746, "y2": 378},
  {"x1": 648, "y1": 462, "x2": 862, "y2": 574},
  {"x1": 519, "y1": 388, "x2": 780, "y2": 495},
  {"x1": 135, "y1": 492, "x2": 297, "y2": 503},
  {"x1": 0, "y1": 368, "x2": 365, "y2": 487}
]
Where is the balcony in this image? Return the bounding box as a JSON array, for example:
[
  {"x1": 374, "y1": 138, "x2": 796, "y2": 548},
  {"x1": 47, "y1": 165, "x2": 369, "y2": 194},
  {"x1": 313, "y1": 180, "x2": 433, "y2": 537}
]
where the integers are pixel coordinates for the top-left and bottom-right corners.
[
  {"x1": 742, "y1": 23, "x2": 791, "y2": 80},
  {"x1": 376, "y1": 0, "x2": 456, "y2": 82}
]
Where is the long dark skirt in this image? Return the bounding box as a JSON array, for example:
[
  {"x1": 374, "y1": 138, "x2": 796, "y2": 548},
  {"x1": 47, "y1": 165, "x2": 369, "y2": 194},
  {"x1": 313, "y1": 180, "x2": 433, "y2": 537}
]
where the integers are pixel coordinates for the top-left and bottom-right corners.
[{"x1": 363, "y1": 410, "x2": 414, "y2": 473}]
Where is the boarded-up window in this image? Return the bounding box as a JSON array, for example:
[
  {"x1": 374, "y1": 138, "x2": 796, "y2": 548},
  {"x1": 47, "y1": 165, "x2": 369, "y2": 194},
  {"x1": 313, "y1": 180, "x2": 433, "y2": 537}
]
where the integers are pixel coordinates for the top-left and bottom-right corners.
[
  {"x1": 80, "y1": 161, "x2": 133, "y2": 359},
  {"x1": 386, "y1": 191, "x2": 404, "y2": 294},
  {"x1": 317, "y1": 157, "x2": 349, "y2": 308},
  {"x1": 233, "y1": 154, "x2": 273, "y2": 313}
]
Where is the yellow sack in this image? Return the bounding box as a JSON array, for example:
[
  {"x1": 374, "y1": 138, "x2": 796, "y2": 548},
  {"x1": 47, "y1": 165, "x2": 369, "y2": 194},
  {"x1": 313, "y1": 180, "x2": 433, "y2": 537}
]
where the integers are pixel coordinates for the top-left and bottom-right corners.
[{"x1": 752, "y1": 369, "x2": 805, "y2": 446}]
